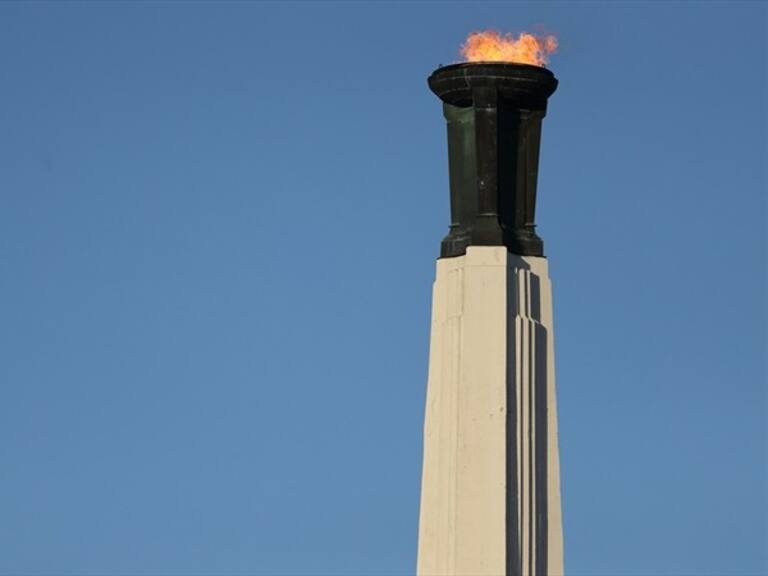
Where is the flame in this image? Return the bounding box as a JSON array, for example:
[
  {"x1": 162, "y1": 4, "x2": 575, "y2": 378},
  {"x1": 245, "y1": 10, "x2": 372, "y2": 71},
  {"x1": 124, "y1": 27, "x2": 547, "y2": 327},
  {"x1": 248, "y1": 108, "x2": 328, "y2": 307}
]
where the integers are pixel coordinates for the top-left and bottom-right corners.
[{"x1": 461, "y1": 30, "x2": 558, "y2": 67}]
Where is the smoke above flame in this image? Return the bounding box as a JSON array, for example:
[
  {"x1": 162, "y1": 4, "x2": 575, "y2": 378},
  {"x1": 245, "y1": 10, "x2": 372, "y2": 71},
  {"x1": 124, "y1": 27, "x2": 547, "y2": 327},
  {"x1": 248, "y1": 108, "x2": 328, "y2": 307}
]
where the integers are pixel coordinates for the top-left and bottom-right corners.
[{"x1": 461, "y1": 30, "x2": 558, "y2": 67}]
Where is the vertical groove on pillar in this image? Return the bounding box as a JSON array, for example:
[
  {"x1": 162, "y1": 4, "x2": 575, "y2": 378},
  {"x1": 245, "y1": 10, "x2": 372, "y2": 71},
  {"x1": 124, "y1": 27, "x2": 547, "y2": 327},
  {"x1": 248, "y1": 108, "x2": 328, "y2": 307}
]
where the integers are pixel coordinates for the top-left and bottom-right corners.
[
  {"x1": 508, "y1": 259, "x2": 555, "y2": 576},
  {"x1": 506, "y1": 262, "x2": 521, "y2": 576}
]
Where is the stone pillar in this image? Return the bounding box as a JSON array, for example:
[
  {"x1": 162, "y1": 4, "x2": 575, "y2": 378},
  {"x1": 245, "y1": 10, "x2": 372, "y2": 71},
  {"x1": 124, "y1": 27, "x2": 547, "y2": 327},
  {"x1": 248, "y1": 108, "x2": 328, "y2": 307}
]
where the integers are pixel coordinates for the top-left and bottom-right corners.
[{"x1": 417, "y1": 246, "x2": 563, "y2": 576}]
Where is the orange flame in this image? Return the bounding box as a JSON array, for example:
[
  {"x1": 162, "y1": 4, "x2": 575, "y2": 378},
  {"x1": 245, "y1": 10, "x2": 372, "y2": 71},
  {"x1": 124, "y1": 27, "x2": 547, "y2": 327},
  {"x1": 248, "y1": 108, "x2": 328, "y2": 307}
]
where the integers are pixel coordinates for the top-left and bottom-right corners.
[{"x1": 461, "y1": 30, "x2": 558, "y2": 67}]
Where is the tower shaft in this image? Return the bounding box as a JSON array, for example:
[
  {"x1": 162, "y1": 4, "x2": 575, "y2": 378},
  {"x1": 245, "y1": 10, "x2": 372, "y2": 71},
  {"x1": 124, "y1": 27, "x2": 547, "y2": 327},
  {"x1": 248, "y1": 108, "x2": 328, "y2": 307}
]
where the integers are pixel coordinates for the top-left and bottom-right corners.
[{"x1": 417, "y1": 247, "x2": 563, "y2": 576}]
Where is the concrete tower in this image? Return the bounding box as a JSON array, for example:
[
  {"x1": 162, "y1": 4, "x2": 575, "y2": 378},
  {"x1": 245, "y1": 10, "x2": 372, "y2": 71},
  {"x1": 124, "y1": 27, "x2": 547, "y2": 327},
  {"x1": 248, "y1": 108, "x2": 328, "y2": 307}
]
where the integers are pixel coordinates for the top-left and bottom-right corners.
[{"x1": 417, "y1": 63, "x2": 563, "y2": 576}]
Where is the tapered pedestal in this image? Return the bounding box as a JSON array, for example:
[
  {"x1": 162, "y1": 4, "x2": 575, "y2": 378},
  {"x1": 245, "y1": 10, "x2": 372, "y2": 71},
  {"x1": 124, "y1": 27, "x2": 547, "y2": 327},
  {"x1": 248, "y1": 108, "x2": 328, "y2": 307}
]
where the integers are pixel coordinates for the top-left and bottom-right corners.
[{"x1": 417, "y1": 246, "x2": 563, "y2": 576}]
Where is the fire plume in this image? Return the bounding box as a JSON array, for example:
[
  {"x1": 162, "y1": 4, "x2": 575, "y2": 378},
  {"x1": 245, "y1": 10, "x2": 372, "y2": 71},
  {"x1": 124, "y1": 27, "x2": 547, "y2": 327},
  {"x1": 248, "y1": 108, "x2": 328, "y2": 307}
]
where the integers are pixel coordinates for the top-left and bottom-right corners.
[{"x1": 461, "y1": 30, "x2": 558, "y2": 67}]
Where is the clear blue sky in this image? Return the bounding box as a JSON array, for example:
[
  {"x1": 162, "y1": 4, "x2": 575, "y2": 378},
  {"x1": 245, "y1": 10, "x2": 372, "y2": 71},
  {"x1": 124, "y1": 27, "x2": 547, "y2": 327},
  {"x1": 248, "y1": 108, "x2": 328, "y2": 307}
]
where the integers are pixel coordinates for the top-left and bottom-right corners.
[{"x1": 1, "y1": 2, "x2": 765, "y2": 575}]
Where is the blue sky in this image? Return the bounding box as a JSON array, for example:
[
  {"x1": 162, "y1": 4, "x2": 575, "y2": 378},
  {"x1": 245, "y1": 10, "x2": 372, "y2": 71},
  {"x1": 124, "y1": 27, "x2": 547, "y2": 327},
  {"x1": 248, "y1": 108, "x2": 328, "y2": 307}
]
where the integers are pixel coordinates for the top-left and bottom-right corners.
[{"x1": 0, "y1": 2, "x2": 765, "y2": 575}]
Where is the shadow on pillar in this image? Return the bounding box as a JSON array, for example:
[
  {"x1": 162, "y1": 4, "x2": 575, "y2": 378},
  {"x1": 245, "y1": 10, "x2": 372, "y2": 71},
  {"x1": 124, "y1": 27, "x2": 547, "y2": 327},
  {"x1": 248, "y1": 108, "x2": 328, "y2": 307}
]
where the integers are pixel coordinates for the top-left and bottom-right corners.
[{"x1": 506, "y1": 264, "x2": 549, "y2": 576}]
